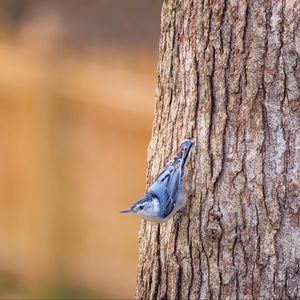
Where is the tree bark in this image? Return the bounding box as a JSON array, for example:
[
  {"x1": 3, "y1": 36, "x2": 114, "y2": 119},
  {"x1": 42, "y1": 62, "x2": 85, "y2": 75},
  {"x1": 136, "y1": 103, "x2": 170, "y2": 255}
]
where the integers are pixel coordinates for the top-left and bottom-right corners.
[{"x1": 136, "y1": 0, "x2": 300, "y2": 299}]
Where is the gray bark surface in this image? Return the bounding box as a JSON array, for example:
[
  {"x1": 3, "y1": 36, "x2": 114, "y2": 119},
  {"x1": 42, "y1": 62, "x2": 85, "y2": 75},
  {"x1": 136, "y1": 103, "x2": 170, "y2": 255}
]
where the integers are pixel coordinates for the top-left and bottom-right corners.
[{"x1": 136, "y1": 0, "x2": 300, "y2": 299}]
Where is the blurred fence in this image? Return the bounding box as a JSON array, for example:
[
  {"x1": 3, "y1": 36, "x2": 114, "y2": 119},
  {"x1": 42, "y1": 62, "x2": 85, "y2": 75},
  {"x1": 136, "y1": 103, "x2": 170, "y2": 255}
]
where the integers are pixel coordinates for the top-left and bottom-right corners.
[{"x1": 0, "y1": 40, "x2": 156, "y2": 298}]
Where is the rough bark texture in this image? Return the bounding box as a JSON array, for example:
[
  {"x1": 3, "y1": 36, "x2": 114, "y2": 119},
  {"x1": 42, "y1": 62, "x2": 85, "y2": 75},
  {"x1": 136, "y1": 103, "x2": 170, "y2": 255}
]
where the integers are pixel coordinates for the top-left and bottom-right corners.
[{"x1": 136, "y1": 0, "x2": 300, "y2": 299}]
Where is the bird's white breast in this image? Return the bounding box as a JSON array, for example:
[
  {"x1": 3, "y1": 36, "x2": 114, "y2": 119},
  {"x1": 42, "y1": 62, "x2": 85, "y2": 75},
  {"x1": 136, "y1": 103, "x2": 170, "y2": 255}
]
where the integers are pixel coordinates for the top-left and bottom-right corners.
[{"x1": 151, "y1": 196, "x2": 160, "y2": 215}]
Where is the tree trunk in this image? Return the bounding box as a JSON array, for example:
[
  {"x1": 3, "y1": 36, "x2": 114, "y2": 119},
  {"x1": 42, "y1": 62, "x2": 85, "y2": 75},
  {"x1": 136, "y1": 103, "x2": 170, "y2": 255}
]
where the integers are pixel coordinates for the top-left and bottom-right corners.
[{"x1": 136, "y1": 0, "x2": 300, "y2": 299}]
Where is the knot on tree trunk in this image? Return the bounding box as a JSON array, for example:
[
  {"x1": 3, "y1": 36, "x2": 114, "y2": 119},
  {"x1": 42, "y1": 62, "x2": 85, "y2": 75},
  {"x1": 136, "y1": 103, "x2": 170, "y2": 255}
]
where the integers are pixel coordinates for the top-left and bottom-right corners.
[{"x1": 207, "y1": 220, "x2": 222, "y2": 240}]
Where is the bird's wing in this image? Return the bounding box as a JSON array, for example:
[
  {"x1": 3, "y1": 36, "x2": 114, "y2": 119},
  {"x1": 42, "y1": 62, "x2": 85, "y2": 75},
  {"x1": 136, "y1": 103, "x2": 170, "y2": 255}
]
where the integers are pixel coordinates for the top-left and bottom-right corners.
[
  {"x1": 166, "y1": 164, "x2": 182, "y2": 201},
  {"x1": 147, "y1": 165, "x2": 181, "y2": 216}
]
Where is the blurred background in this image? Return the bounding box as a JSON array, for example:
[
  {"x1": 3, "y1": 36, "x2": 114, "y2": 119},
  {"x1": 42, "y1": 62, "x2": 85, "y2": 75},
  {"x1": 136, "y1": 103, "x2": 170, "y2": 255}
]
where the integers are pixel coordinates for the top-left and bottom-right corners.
[{"x1": 0, "y1": 0, "x2": 161, "y2": 298}]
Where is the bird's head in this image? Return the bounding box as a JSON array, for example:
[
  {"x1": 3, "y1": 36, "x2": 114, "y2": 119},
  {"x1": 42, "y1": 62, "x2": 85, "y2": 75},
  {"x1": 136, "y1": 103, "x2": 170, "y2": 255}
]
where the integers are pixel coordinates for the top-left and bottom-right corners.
[{"x1": 120, "y1": 194, "x2": 160, "y2": 220}]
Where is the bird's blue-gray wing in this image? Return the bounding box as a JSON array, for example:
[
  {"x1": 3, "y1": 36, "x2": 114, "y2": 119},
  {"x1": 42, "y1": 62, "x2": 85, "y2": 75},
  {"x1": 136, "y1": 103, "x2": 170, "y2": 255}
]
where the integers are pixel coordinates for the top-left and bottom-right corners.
[
  {"x1": 166, "y1": 165, "x2": 182, "y2": 201},
  {"x1": 147, "y1": 167, "x2": 176, "y2": 217}
]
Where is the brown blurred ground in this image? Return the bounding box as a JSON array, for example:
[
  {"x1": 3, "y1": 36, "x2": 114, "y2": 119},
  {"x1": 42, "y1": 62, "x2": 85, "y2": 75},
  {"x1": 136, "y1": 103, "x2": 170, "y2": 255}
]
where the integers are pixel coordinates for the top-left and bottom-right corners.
[{"x1": 0, "y1": 1, "x2": 161, "y2": 298}]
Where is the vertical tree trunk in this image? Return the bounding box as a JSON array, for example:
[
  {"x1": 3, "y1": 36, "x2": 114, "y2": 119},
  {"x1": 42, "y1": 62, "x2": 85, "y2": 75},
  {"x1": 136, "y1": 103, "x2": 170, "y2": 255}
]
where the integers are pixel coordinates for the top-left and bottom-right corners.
[{"x1": 136, "y1": 0, "x2": 300, "y2": 299}]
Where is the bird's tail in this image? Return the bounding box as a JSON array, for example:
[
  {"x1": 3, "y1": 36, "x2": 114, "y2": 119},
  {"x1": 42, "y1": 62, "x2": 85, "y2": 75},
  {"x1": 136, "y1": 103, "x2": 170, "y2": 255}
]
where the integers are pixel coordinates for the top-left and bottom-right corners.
[{"x1": 170, "y1": 139, "x2": 194, "y2": 169}]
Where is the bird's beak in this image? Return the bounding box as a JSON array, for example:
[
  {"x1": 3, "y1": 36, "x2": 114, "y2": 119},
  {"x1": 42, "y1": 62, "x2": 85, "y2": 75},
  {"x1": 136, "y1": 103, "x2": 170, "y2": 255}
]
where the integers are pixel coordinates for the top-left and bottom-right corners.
[{"x1": 120, "y1": 208, "x2": 132, "y2": 214}]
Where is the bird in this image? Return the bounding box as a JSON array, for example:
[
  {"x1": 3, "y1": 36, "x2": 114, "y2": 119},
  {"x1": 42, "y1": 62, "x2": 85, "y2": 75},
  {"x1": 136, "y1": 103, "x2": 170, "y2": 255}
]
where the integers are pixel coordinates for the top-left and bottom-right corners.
[{"x1": 120, "y1": 139, "x2": 194, "y2": 222}]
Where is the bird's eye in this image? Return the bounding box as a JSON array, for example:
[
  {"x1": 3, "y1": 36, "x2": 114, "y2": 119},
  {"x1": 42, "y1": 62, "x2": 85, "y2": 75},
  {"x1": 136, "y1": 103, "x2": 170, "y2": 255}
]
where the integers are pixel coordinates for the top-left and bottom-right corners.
[{"x1": 138, "y1": 205, "x2": 144, "y2": 210}]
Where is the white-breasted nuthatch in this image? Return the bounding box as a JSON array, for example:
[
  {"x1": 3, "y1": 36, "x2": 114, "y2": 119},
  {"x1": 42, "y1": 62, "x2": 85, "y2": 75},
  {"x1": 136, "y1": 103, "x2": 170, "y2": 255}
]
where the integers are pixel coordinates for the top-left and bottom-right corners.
[{"x1": 121, "y1": 139, "x2": 194, "y2": 222}]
